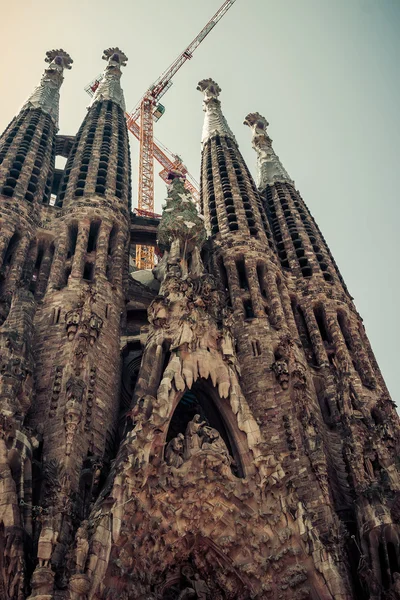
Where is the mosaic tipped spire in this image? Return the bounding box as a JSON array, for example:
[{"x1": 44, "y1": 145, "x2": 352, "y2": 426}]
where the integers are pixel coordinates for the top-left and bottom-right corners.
[
  {"x1": 90, "y1": 47, "x2": 128, "y2": 111},
  {"x1": 197, "y1": 78, "x2": 237, "y2": 146},
  {"x1": 244, "y1": 112, "x2": 293, "y2": 189},
  {"x1": 20, "y1": 49, "x2": 73, "y2": 129},
  {"x1": 157, "y1": 172, "x2": 206, "y2": 253}
]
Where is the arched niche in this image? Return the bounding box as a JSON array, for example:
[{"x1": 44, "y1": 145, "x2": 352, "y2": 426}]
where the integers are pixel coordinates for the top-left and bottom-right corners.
[
  {"x1": 155, "y1": 537, "x2": 256, "y2": 600},
  {"x1": 164, "y1": 378, "x2": 253, "y2": 478},
  {"x1": 369, "y1": 525, "x2": 400, "y2": 591},
  {"x1": 120, "y1": 340, "x2": 143, "y2": 414}
]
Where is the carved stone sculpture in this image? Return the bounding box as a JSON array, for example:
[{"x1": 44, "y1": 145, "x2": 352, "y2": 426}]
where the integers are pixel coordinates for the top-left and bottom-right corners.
[
  {"x1": 185, "y1": 415, "x2": 206, "y2": 459},
  {"x1": 165, "y1": 433, "x2": 185, "y2": 468}
]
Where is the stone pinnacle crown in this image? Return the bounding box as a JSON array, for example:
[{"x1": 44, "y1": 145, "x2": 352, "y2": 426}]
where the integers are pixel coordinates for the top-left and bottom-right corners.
[
  {"x1": 244, "y1": 112, "x2": 293, "y2": 189},
  {"x1": 20, "y1": 49, "x2": 73, "y2": 129},
  {"x1": 90, "y1": 47, "x2": 128, "y2": 111},
  {"x1": 197, "y1": 78, "x2": 237, "y2": 146}
]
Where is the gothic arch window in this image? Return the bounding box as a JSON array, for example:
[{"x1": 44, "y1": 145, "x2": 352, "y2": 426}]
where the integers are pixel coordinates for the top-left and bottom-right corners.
[{"x1": 165, "y1": 380, "x2": 245, "y2": 477}]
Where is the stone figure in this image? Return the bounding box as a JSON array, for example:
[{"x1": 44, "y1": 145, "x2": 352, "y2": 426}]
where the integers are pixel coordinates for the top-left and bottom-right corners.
[
  {"x1": 201, "y1": 426, "x2": 231, "y2": 464},
  {"x1": 165, "y1": 433, "x2": 185, "y2": 468},
  {"x1": 185, "y1": 415, "x2": 206, "y2": 459},
  {"x1": 37, "y1": 506, "x2": 60, "y2": 567},
  {"x1": 192, "y1": 573, "x2": 209, "y2": 599},
  {"x1": 304, "y1": 413, "x2": 322, "y2": 453},
  {"x1": 75, "y1": 521, "x2": 89, "y2": 573},
  {"x1": 272, "y1": 358, "x2": 290, "y2": 390},
  {"x1": 177, "y1": 572, "x2": 209, "y2": 600},
  {"x1": 391, "y1": 572, "x2": 400, "y2": 598}
]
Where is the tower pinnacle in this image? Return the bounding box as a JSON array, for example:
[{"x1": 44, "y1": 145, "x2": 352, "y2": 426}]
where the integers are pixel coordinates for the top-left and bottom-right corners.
[
  {"x1": 90, "y1": 47, "x2": 128, "y2": 111},
  {"x1": 197, "y1": 78, "x2": 236, "y2": 146},
  {"x1": 244, "y1": 112, "x2": 293, "y2": 189},
  {"x1": 20, "y1": 49, "x2": 72, "y2": 129}
]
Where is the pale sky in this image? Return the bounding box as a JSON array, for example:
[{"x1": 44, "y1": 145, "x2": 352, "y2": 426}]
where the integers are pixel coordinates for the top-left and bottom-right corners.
[{"x1": 0, "y1": 0, "x2": 399, "y2": 403}]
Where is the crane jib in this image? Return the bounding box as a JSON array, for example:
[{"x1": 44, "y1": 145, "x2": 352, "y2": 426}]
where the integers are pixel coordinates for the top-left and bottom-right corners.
[{"x1": 82, "y1": 0, "x2": 239, "y2": 269}]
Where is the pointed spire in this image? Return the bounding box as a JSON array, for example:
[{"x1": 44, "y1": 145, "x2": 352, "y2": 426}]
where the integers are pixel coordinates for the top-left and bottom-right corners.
[
  {"x1": 157, "y1": 171, "x2": 206, "y2": 253},
  {"x1": 20, "y1": 49, "x2": 72, "y2": 129},
  {"x1": 90, "y1": 48, "x2": 128, "y2": 111},
  {"x1": 244, "y1": 112, "x2": 293, "y2": 189},
  {"x1": 197, "y1": 78, "x2": 237, "y2": 146}
]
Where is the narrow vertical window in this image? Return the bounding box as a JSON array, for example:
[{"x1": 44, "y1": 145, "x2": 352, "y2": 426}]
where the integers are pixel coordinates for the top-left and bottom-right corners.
[
  {"x1": 256, "y1": 263, "x2": 267, "y2": 298},
  {"x1": 236, "y1": 258, "x2": 248, "y2": 290},
  {"x1": 314, "y1": 305, "x2": 331, "y2": 344},
  {"x1": 87, "y1": 221, "x2": 101, "y2": 253},
  {"x1": 83, "y1": 262, "x2": 94, "y2": 282},
  {"x1": 106, "y1": 225, "x2": 117, "y2": 282},
  {"x1": 243, "y1": 299, "x2": 254, "y2": 320},
  {"x1": 67, "y1": 223, "x2": 78, "y2": 259}
]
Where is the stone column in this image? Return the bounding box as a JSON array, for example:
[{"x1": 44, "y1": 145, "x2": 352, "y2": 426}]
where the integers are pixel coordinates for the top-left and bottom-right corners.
[{"x1": 71, "y1": 221, "x2": 90, "y2": 279}]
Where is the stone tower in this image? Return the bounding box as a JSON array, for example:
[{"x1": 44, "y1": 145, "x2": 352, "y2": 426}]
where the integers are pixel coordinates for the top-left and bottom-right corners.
[{"x1": 0, "y1": 52, "x2": 399, "y2": 600}]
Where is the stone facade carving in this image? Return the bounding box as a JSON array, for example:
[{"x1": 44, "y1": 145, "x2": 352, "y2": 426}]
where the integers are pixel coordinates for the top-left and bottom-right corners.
[
  {"x1": 64, "y1": 377, "x2": 86, "y2": 456},
  {"x1": 0, "y1": 52, "x2": 397, "y2": 600},
  {"x1": 166, "y1": 416, "x2": 233, "y2": 469}
]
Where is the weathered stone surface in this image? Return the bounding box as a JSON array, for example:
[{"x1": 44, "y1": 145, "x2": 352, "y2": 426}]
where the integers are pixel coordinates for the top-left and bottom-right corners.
[{"x1": 0, "y1": 57, "x2": 397, "y2": 600}]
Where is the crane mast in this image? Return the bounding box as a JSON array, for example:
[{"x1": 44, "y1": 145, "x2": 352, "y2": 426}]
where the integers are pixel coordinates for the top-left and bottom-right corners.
[
  {"x1": 135, "y1": 0, "x2": 236, "y2": 269},
  {"x1": 84, "y1": 0, "x2": 237, "y2": 270}
]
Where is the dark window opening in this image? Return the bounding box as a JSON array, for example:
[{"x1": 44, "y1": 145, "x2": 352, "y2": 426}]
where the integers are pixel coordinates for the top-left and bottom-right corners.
[
  {"x1": 78, "y1": 458, "x2": 95, "y2": 521},
  {"x1": 371, "y1": 407, "x2": 384, "y2": 426},
  {"x1": 219, "y1": 260, "x2": 231, "y2": 306},
  {"x1": 337, "y1": 312, "x2": 353, "y2": 351},
  {"x1": 3, "y1": 232, "x2": 20, "y2": 267},
  {"x1": 236, "y1": 258, "x2": 248, "y2": 290},
  {"x1": 126, "y1": 309, "x2": 148, "y2": 335},
  {"x1": 29, "y1": 245, "x2": 44, "y2": 294},
  {"x1": 257, "y1": 264, "x2": 267, "y2": 298},
  {"x1": 83, "y1": 262, "x2": 94, "y2": 282},
  {"x1": 314, "y1": 305, "x2": 331, "y2": 344},
  {"x1": 52, "y1": 307, "x2": 62, "y2": 324},
  {"x1": 317, "y1": 387, "x2": 331, "y2": 425},
  {"x1": 292, "y1": 300, "x2": 317, "y2": 365},
  {"x1": 63, "y1": 267, "x2": 71, "y2": 288},
  {"x1": 120, "y1": 341, "x2": 143, "y2": 416},
  {"x1": 67, "y1": 224, "x2": 78, "y2": 259},
  {"x1": 252, "y1": 340, "x2": 261, "y2": 357},
  {"x1": 243, "y1": 299, "x2": 255, "y2": 320},
  {"x1": 87, "y1": 221, "x2": 101, "y2": 253}
]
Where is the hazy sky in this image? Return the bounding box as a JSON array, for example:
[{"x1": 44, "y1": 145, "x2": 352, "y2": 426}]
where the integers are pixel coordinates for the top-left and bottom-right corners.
[{"x1": 0, "y1": 0, "x2": 399, "y2": 403}]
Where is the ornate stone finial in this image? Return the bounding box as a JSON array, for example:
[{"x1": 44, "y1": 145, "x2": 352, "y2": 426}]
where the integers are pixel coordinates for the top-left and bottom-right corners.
[
  {"x1": 197, "y1": 78, "x2": 236, "y2": 146},
  {"x1": 45, "y1": 49, "x2": 73, "y2": 70},
  {"x1": 20, "y1": 49, "x2": 73, "y2": 129},
  {"x1": 197, "y1": 78, "x2": 221, "y2": 100},
  {"x1": 90, "y1": 47, "x2": 128, "y2": 111},
  {"x1": 244, "y1": 112, "x2": 270, "y2": 139},
  {"x1": 102, "y1": 47, "x2": 128, "y2": 68},
  {"x1": 244, "y1": 112, "x2": 293, "y2": 189}
]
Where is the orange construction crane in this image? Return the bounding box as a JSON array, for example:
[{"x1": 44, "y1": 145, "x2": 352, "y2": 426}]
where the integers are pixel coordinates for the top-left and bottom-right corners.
[{"x1": 86, "y1": 0, "x2": 237, "y2": 269}]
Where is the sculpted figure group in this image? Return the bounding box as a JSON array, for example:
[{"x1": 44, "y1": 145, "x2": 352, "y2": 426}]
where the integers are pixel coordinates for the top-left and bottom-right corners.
[{"x1": 165, "y1": 414, "x2": 232, "y2": 468}]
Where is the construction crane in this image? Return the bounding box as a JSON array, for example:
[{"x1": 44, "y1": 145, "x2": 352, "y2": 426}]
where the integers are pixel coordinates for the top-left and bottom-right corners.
[{"x1": 86, "y1": 0, "x2": 237, "y2": 269}]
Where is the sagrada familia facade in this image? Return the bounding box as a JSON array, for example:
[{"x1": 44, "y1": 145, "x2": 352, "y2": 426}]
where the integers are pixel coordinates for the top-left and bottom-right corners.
[{"x1": 0, "y1": 47, "x2": 399, "y2": 600}]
